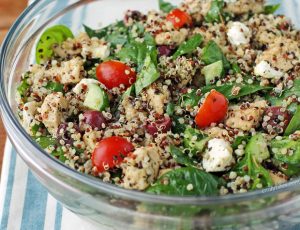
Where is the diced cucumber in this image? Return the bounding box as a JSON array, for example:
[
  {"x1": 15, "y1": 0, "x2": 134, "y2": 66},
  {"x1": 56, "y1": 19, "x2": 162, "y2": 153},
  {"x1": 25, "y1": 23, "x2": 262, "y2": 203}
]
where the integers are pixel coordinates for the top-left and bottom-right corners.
[
  {"x1": 201, "y1": 60, "x2": 223, "y2": 85},
  {"x1": 83, "y1": 84, "x2": 109, "y2": 111},
  {"x1": 245, "y1": 133, "x2": 270, "y2": 163}
]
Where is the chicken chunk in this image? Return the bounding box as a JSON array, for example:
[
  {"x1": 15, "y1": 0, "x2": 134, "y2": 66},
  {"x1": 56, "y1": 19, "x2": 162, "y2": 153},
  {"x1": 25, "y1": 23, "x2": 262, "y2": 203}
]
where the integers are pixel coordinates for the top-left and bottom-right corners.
[
  {"x1": 22, "y1": 101, "x2": 41, "y2": 135},
  {"x1": 46, "y1": 57, "x2": 84, "y2": 84},
  {"x1": 224, "y1": 0, "x2": 264, "y2": 15},
  {"x1": 155, "y1": 29, "x2": 188, "y2": 46},
  {"x1": 225, "y1": 100, "x2": 267, "y2": 131},
  {"x1": 256, "y1": 37, "x2": 300, "y2": 72},
  {"x1": 179, "y1": 0, "x2": 211, "y2": 22},
  {"x1": 144, "y1": 83, "x2": 170, "y2": 115},
  {"x1": 121, "y1": 145, "x2": 163, "y2": 190},
  {"x1": 40, "y1": 92, "x2": 68, "y2": 135},
  {"x1": 121, "y1": 96, "x2": 147, "y2": 122},
  {"x1": 159, "y1": 56, "x2": 199, "y2": 87}
]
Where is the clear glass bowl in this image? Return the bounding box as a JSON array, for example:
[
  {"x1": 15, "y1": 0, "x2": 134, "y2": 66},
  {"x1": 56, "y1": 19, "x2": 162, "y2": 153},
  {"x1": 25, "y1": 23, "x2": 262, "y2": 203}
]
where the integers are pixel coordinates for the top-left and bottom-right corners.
[{"x1": 1, "y1": 0, "x2": 300, "y2": 229}]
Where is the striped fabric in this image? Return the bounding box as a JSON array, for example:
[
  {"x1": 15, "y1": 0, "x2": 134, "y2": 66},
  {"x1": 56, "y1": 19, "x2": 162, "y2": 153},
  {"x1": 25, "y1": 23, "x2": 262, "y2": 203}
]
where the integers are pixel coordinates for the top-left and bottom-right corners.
[
  {"x1": 0, "y1": 0, "x2": 300, "y2": 229},
  {"x1": 0, "y1": 142, "x2": 107, "y2": 230}
]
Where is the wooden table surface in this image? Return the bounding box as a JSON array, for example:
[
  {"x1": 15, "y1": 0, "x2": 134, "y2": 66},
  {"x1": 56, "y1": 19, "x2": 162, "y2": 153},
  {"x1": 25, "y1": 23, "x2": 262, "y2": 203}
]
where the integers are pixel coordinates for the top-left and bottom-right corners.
[{"x1": 0, "y1": 0, "x2": 28, "y2": 175}]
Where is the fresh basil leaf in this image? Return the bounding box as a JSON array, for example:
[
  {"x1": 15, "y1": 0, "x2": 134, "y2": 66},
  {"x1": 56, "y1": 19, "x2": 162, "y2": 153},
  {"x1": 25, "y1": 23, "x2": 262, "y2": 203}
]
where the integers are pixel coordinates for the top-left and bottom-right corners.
[
  {"x1": 205, "y1": 0, "x2": 224, "y2": 23},
  {"x1": 173, "y1": 34, "x2": 203, "y2": 59},
  {"x1": 183, "y1": 127, "x2": 210, "y2": 155},
  {"x1": 234, "y1": 134, "x2": 273, "y2": 189},
  {"x1": 285, "y1": 106, "x2": 300, "y2": 136},
  {"x1": 45, "y1": 82, "x2": 64, "y2": 92},
  {"x1": 147, "y1": 167, "x2": 220, "y2": 195},
  {"x1": 135, "y1": 54, "x2": 160, "y2": 95},
  {"x1": 159, "y1": 0, "x2": 176, "y2": 13},
  {"x1": 169, "y1": 145, "x2": 196, "y2": 167},
  {"x1": 202, "y1": 40, "x2": 230, "y2": 70},
  {"x1": 36, "y1": 25, "x2": 74, "y2": 64},
  {"x1": 264, "y1": 4, "x2": 280, "y2": 14}
]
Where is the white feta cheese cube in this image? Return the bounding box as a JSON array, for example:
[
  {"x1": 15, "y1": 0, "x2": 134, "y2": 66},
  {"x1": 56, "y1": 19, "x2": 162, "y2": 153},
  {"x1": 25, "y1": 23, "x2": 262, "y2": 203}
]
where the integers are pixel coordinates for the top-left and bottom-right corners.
[
  {"x1": 202, "y1": 138, "x2": 235, "y2": 172},
  {"x1": 227, "y1": 22, "x2": 251, "y2": 46},
  {"x1": 254, "y1": 61, "x2": 284, "y2": 79}
]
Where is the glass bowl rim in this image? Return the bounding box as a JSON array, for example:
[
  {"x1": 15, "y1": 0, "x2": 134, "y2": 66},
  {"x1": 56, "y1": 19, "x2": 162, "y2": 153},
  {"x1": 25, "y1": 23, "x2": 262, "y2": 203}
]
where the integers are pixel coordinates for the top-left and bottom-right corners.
[{"x1": 1, "y1": 0, "x2": 300, "y2": 206}]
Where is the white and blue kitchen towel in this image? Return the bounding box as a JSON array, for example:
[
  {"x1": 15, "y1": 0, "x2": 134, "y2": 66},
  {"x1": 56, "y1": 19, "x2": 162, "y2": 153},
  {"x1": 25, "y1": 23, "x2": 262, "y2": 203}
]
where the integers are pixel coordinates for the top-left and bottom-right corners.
[
  {"x1": 1, "y1": 0, "x2": 300, "y2": 229},
  {"x1": 0, "y1": 141, "x2": 107, "y2": 230}
]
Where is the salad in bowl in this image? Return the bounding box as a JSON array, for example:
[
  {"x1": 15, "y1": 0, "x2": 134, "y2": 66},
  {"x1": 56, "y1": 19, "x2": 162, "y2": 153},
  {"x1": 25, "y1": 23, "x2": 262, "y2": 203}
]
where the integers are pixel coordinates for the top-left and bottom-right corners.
[{"x1": 16, "y1": 0, "x2": 300, "y2": 197}]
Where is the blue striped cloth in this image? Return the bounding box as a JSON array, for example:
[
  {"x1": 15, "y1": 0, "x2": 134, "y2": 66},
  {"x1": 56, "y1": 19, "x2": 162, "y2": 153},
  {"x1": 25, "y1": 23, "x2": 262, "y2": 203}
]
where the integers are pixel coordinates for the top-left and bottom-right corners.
[
  {"x1": 1, "y1": 0, "x2": 300, "y2": 229},
  {"x1": 0, "y1": 142, "x2": 108, "y2": 230}
]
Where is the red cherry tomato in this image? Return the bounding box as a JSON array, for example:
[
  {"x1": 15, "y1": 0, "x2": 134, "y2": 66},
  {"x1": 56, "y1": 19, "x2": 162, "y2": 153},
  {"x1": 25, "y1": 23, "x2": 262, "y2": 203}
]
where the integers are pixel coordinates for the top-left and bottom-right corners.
[
  {"x1": 195, "y1": 90, "x2": 228, "y2": 128},
  {"x1": 166, "y1": 9, "x2": 192, "y2": 29},
  {"x1": 96, "y1": 60, "x2": 136, "y2": 90},
  {"x1": 92, "y1": 136, "x2": 134, "y2": 173}
]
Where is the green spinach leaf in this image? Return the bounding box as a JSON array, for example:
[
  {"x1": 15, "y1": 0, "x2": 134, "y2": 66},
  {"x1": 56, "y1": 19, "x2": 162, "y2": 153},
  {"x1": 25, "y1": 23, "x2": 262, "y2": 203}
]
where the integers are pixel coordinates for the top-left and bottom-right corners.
[
  {"x1": 147, "y1": 167, "x2": 220, "y2": 195},
  {"x1": 266, "y1": 79, "x2": 300, "y2": 113},
  {"x1": 169, "y1": 145, "x2": 196, "y2": 167},
  {"x1": 264, "y1": 4, "x2": 280, "y2": 14},
  {"x1": 166, "y1": 102, "x2": 175, "y2": 116},
  {"x1": 202, "y1": 40, "x2": 230, "y2": 70},
  {"x1": 201, "y1": 83, "x2": 272, "y2": 100},
  {"x1": 135, "y1": 54, "x2": 160, "y2": 95},
  {"x1": 271, "y1": 138, "x2": 300, "y2": 165},
  {"x1": 45, "y1": 82, "x2": 64, "y2": 92},
  {"x1": 117, "y1": 33, "x2": 157, "y2": 71},
  {"x1": 284, "y1": 105, "x2": 300, "y2": 136},
  {"x1": 205, "y1": 0, "x2": 224, "y2": 23},
  {"x1": 234, "y1": 134, "x2": 273, "y2": 189},
  {"x1": 35, "y1": 137, "x2": 66, "y2": 162},
  {"x1": 231, "y1": 136, "x2": 249, "y2": 149},
  {"x1": 183, "y1": 127, "x2": 210, "y2": 155},
  {"x1": 159, "y1": 0, "x2": 175, "y2": 13},
  {"x1": 181, "y1": 83, "x2": 271, "y2": 108},
  {"x1": 17, "y1": 72, "x2": 30, "y2": 101},
  {"x1": 171, "y1": 115, "x2": 188, "y2": 134},
  {"x1": 172, "y1": 34, "x2": 203, "y2": 59},
  {"x1": 84, "y1": 21, "x2": 128, "y2": 46}
]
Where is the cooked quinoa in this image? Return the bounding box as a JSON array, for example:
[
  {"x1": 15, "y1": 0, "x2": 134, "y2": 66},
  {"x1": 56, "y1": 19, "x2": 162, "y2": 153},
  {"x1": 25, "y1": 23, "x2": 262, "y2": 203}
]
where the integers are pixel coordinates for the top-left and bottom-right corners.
[{"x1": 17, "y1": 0, "x2": 300, "y2": 196}]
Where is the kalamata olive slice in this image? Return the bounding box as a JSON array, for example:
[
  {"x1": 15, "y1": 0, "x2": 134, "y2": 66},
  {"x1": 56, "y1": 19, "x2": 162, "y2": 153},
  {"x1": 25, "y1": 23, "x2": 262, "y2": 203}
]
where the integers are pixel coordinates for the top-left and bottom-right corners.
[
  {"x1": 83, "y1": 111, "x2": 107, "y2": 130},
  {"x1": 145, "y1": 116, "x2": 172, "y2": 136},
  {"x1": 57, "y1": 123, "x2": 79, "y2": 145},
  {"x1": 262, "y1": 106, "x2": 291, "y2": 134},
  {"x1": 157, "y1": 45, "x2": 176, "y2": 57}
]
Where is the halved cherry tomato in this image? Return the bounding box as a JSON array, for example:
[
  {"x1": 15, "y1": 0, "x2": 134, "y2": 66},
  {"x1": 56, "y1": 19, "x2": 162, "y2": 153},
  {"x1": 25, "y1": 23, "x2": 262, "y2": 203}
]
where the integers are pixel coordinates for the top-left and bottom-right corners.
[
  {"x1": 92, "y1": 136, "x2": 134, "y2": 173},
  {"x1": 195, "y1": 90, "x2": 228, "y2": 128},
  {"x1": 166, "y1": 9, "x2": 192, "y2": 29},
  {"x1": 96, "y1": 60, "x2": 136, "y2": 90}
]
